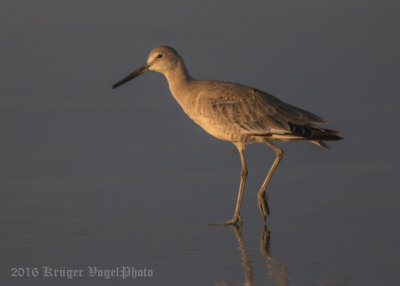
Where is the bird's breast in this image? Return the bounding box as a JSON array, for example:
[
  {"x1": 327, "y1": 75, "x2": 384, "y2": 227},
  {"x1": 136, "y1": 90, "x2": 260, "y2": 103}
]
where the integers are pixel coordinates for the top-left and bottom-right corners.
[{"x1": 176, "y1": 93, "x2": 250, "y2": 143}]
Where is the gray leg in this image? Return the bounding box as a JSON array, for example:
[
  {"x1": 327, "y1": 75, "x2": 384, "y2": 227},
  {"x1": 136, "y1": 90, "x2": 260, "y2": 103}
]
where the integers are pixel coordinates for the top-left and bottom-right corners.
[
  {"x1": 257, "y1": 140, "x2": 283, "y2": 221},
  {"x1": 211, "y1": 143, "x2": 247, "y2": 226}
]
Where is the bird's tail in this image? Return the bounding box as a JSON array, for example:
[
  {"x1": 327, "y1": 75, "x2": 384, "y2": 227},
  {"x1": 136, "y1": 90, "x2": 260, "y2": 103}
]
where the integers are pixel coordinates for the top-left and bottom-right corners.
[
  {"x1": 307, "y1": 128, "x2": 343, "y2": 151},
  {"x1": 309, "y1": 127, "x2": 343, "y2": 141},
  {"x1": 266, "y1": 125, "x2": 343, "y2": 151}
]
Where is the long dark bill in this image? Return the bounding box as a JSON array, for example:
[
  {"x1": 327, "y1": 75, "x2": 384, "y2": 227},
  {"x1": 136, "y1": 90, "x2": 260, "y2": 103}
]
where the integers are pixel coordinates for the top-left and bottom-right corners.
[{"x1": 112, "y1": 63, "x2": 149, "y2": 89}]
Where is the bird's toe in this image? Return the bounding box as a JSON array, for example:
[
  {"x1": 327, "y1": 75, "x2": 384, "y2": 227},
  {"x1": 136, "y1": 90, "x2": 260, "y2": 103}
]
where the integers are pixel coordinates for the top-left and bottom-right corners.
[{"x1": 209, "y1": 215, "x2": 242, "y2": 226}]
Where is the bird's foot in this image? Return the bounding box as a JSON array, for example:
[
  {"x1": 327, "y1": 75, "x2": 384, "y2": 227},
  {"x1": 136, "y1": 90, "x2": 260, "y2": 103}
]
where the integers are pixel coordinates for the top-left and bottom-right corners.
[
  {"x1": 209, "y1": 214, "x2": 242, "y2": 227},
  {"x1": 257, "y1": 192, "x2": 270, "y2": 222}
]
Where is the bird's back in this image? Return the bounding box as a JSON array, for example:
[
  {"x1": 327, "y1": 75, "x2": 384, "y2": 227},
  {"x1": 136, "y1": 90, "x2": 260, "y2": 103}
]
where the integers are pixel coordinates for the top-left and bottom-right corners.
[{"x1": 177, "y1": 80, "x2": 335, "y2": 144}]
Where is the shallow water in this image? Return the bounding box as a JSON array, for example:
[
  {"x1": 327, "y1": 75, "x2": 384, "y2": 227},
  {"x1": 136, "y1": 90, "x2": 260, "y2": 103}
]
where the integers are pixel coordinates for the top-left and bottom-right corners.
[{"x1": 1, "y1": 1, "x2": 399, "y2": 285}]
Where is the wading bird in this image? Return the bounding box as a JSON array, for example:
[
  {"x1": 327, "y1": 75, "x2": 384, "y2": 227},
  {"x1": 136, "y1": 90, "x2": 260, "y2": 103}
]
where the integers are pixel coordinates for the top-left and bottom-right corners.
[{"x1": 112, "y1": 46, "x2": 343, "y2": 225}]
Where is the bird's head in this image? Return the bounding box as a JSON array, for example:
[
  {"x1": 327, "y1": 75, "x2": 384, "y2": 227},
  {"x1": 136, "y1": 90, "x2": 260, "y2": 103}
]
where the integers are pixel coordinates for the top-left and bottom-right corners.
[
  {"x1": 112, "y1": 46, "x2": 182, "y2": 89},
  {"x1": 147, "y1": 46, "x2": 181, "y2": 73}
]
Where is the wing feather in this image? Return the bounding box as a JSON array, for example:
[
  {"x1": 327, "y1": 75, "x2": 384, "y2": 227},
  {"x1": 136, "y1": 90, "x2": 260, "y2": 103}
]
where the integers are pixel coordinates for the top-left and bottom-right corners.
[{"x1": 196, "y1": 81, "x2": 325, "y2": 136}]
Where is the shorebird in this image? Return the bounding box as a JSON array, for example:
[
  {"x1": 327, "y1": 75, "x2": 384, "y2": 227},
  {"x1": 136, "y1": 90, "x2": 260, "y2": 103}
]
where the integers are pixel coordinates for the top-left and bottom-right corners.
[{"x1": 112, "y1": 46, "x2": 343, "y2": 225}]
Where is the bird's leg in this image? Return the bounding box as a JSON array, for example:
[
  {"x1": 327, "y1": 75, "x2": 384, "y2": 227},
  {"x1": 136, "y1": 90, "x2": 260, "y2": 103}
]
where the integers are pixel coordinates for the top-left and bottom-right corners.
[
  {"x1": 257, "y1": 140, "x2": 283, "y2": 221},
  {"x1": 210, "y1": 143, "x2": 247, "y2": 226}
]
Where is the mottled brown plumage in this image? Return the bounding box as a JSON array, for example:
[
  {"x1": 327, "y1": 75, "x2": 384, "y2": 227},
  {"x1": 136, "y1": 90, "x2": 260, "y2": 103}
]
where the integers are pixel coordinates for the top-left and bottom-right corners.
[{"x1": 112, "y1": 46, "x2": 343, "y2": 225}]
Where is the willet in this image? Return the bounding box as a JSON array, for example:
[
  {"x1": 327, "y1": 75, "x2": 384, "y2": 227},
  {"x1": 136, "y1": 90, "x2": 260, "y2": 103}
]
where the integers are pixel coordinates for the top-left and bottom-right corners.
[{"x1": 112, "y1": 46, "x2": 343, "y2": 225}]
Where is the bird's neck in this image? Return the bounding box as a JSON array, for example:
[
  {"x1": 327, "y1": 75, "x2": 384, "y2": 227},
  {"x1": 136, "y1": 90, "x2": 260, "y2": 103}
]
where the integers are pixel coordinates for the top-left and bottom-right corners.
[{"x1": 163, "y1": 62, "x2": 193, "y2": 104}]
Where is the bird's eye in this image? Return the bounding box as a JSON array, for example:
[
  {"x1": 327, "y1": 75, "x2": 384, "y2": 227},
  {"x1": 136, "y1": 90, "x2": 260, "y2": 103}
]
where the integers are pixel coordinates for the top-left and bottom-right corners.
[{"x1": 157, "y1": 54, "x2": 163, "y2": 59}]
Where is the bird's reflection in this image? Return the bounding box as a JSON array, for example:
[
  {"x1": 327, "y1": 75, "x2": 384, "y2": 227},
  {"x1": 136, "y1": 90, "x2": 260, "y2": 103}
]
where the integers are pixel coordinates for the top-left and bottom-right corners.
[
  {"x1": 226, "y1": 225, "x2": 290, "y2": 286},
  {"x1": 259, "y1": 225, "x2": 290, "y2": 286},
  {"x1": 228, "y1": 225, "x2": 253, "y2": 286}
]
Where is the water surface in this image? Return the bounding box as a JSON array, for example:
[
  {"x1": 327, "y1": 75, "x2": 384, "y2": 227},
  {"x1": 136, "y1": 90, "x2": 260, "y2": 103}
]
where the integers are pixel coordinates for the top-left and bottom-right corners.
[{"x1": 1, "y1": 1, "x2": 399, "y2": 285}]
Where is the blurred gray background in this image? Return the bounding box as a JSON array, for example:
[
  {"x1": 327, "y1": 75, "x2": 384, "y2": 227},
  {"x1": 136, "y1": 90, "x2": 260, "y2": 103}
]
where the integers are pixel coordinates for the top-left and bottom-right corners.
[{"x1": 1, "y1": 1, "x2": 399, "y2": 285}]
